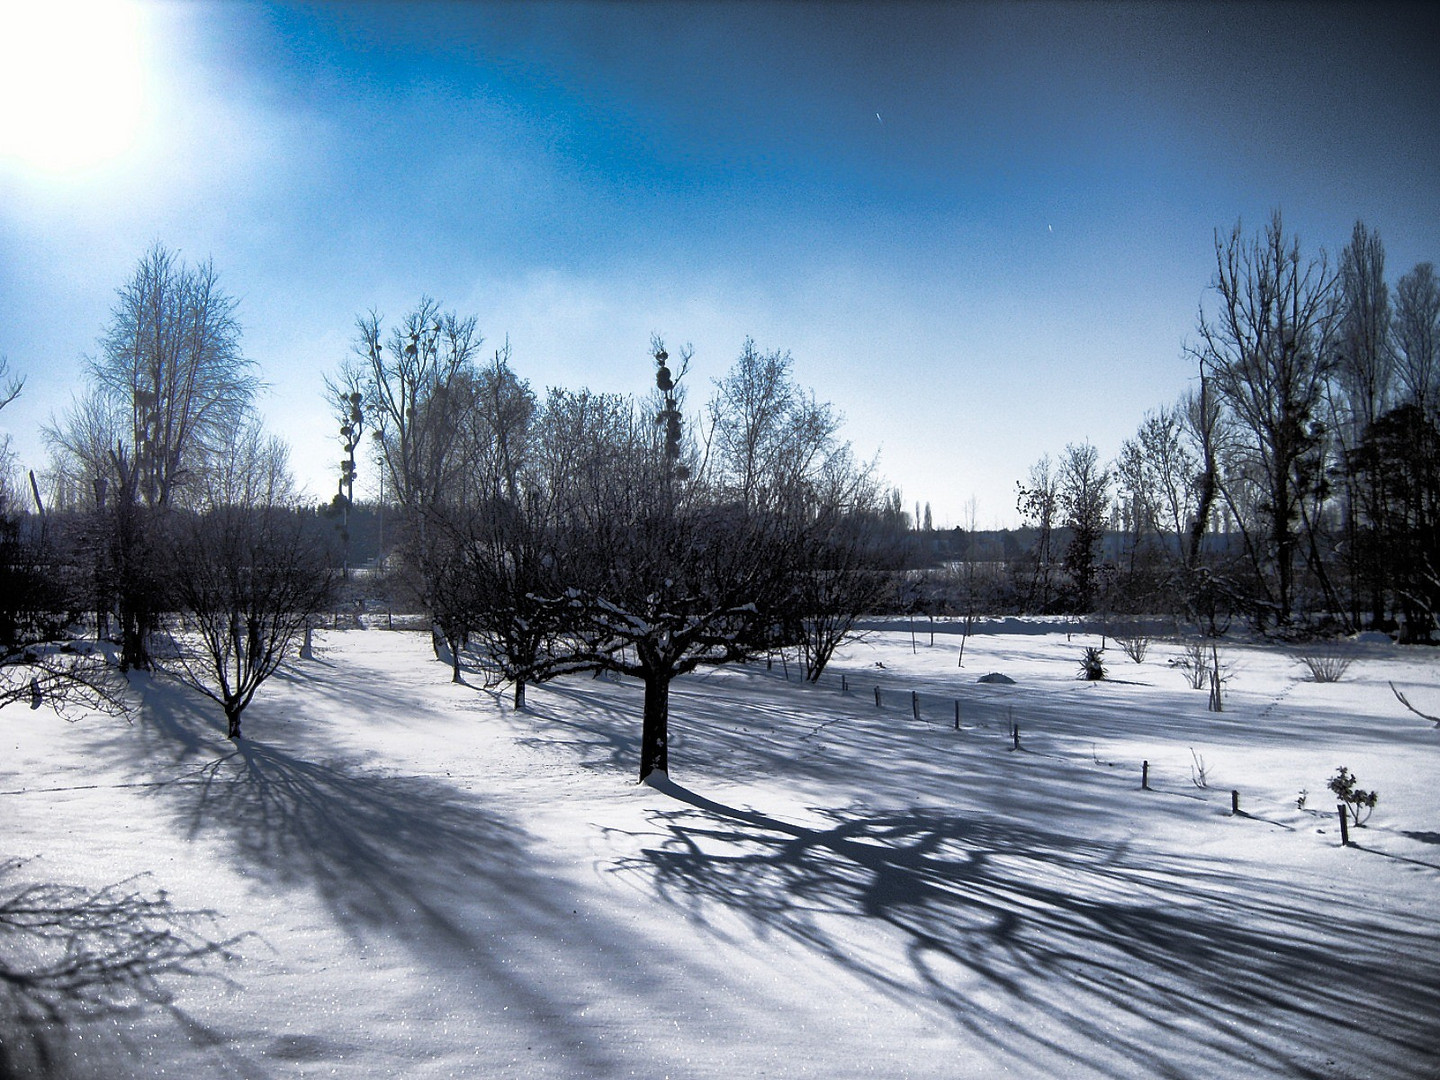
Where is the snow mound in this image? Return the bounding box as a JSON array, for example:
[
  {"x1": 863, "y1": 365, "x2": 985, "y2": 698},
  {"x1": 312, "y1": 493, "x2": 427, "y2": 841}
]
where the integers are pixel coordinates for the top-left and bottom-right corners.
[{"x1": 977, "y1": 672, "x2": 1016, "y2": 684}]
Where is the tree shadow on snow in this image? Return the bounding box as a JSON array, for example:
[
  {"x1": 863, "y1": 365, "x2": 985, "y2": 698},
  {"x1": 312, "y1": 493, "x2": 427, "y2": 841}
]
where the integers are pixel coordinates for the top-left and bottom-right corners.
[
  {"x1": 92, "y1": 686, "x2": 638, "y2": 1077},
  {"x1": 161, "y1": 740, "x2": 628, "y2": 1074},
  {"x1": 620, "y1": 776, "x2": 1440, "y2": 1080},
  {"x1": 0, "y1": 860, "x2": 240, "y2": 1080},
  {"x1": 516, "y1": 679, "x2": 642, "y2": 774}
]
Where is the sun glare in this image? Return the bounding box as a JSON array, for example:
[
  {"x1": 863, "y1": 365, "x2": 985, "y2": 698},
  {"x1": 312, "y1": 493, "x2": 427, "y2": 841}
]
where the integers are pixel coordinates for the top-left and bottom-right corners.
[{"x1": 0, "y1": 0, "x2": 147, "y2": 175}]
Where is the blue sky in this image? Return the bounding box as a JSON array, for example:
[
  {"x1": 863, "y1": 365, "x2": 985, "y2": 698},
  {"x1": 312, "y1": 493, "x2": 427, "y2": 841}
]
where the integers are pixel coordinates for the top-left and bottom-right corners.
[{"x1": 2, "y1": 0, "x2": 1438, "y2": 527}]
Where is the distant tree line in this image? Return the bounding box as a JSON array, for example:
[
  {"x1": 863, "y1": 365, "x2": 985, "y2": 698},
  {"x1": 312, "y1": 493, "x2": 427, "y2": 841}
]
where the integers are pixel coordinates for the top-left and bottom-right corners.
[{"x1": 906, "y1": 213, "x2": 1438, "y2": 642}]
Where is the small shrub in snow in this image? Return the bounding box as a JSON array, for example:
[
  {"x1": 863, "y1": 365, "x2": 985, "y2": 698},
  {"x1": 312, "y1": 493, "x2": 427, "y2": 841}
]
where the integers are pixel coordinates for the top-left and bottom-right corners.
[
  {"x1": 1328, "y1": 766, "x2": 1378, "y2": 827},
  {"x1": 1189, "y1": 748, "x2": 1209, "y2": 789},
  {"x1": 1114, "y1": 629, "x2": 1150, "y2": 664},
  {"x1": 1077, "y1": 646, "x2": 1106, "y2": 681},
  {"x1": 1297, "y1": 647, "x2": 1354, "y2": 683},
  {"x1": 1170, "y1": 641, "x2": 1209, "y2": 690}
]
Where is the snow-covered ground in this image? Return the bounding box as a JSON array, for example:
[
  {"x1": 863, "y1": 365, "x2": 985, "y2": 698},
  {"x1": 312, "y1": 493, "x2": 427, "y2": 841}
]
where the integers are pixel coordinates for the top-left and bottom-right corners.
[{"x1": 4, "y1": 623, "x2": 1438, "y2": 1079}]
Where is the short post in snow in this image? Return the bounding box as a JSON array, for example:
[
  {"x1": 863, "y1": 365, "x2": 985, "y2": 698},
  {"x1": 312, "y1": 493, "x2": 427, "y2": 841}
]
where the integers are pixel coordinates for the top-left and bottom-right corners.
[
  {"x1": 874, "y1": 686, "x2": 881, "y2": 708},
  {"x1": 1337, "y1": 804, "x2": 1350, "y2": 847},
  {"x1": 841, "y1": 673, "x2": 848, "y2": 693},
  {"x1": 1142, "y1": 760, "x2": 1150, "y2": 790},
  {"x1": 1231, "y1": 789, "x2": 1240, "y2": 816},
  {"x1": 954, "y1": 700, "x2": 960, "y2": 730},
  {"x1": 911, "y1": 690, "x2": 920, "y2": 721},
  {"x1": 1011, "y1": 720, "x2": 1020, "y2": 750}
]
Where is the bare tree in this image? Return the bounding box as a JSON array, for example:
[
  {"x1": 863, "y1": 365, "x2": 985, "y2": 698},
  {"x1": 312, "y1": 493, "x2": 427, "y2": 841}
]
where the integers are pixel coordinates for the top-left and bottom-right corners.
[
  {"x1": 950, "y1": 497, "x2": 995, "y2": 667},
  {"x1": 0, "y1": 356, "x2": 20, "y2": 415},
  {"x1": 1333, "y1": 221, "x2": 1394, "y2": 436},
  {"x1": 1192, "y1": 212, "x2": 1337, "y2": 626},
  {"x1": 1181, "y1": 373, "x2": 1228, "y2": 570},
  {"x1": 1393, "y1": 262, "x2": 1440, "y2": 416},
  {"x1": 43, "y1": 246, "x2": 256, "y2": 669},
  {"x1": 535, "y1": 342, "x2": 865, "y2": 781},
  {"x1": 352, "y1": 298, "x2": 484, "y2": 516},
  {"x1": 553, "y1": 483, "x2": 800, "y2": 781},
  {"x1": 705, "y1": 338, "x2": 807, "y2": 507},
  {"x1": 42, "y1": 390, "x2": 122, "y2": 509},
  {"x1": 788, "y1": 449, "x2": 893, "y2": 682},
  {"x1": 45, "y1": 395, "x2": 163, "y2": 671},
  {"x1": 162, "y1": 427, "x2": 334, "y2": 738},
  {"x1": 1328, "y1": 222, "x2": 1395, "y2": 627},
  {"x1": 349, "y1": 299, "x2": 486, "y2": 655},
  {"x1": 1115, "y1": 403, "x2": 1199, "y2": 597},
  {"x1": 87, "y1": 244, "x2": 256, "y2": 509},
  {"x1": 1345, "y1": 403, "x2": 1440, "y2": 641},
  {"x1": 1014, "y1": 454, "x2": 1060, "y2": 613},
  {"x1": 1, "y1": 384, "x2": 122, "y2": 716},
  {"x1": 457, "y1": 364, "x2": 588, "y2": 707},
  {"x1": 322, "y1": 363, "x2": 368, "y2": 578},
  {"x1": 701, "y1": 339, "x2": 885, "y2": 682},
  {"x1": 1058, "y1": 441, "x2": 1111, "y2": 613},
  {"x1": 0, "y1": 505, "x2": 120, "y2": 716}
]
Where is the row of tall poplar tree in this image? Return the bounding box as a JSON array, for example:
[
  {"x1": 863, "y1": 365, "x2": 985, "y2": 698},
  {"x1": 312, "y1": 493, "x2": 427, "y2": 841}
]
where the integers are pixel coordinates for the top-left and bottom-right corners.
[{"x1": 1009, "y1": 213, "x2": 1439, "y2": 640}]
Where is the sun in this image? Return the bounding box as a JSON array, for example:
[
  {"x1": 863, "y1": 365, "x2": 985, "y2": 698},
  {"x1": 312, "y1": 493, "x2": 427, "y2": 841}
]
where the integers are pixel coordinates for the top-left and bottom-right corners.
[{"x1": 0, "y1": 0, "x2": 147, "y2": 175}]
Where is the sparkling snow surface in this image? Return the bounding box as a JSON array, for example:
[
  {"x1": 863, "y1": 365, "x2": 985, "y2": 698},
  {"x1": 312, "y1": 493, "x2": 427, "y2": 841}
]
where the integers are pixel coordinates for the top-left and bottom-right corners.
[{"x1": 4, "y1": 623, "x2": 1438, "y2": 1078}]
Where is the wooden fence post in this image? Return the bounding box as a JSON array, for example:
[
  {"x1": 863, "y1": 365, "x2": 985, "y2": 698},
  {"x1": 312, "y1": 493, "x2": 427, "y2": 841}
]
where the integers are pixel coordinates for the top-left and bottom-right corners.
[
  {"x1": 1231, "y1": 790, "x2": 1240, "y2": 816},
  {"x1": 1142, "y1": 760, "x2": 1150, "y2": 790},
  {"x1": 1337, "y1": 804, "x2": 1350, "y2": 846},
  {"x1": 954, "y1": 700, "x2": 960, "y2": 730},
  {"x1": 911, "y1": 690, "x2": 919, "y2": 721},
  {"x1": 874, "y1": 686, "x2": 881, "y2": 708}
]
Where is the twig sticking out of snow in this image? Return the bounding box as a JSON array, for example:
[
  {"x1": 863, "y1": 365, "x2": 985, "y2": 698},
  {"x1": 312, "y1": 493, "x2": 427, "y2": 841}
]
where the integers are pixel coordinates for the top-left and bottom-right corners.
[{"x1": 1391, "y1": 681, "x2": 1440, "y2": 726}]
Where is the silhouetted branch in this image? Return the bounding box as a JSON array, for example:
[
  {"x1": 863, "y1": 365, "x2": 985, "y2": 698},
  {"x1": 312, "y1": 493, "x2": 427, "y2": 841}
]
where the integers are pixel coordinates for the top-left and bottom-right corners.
[{"x1": 1391, "y1": 681, "x2": 1440, "y2": 726}]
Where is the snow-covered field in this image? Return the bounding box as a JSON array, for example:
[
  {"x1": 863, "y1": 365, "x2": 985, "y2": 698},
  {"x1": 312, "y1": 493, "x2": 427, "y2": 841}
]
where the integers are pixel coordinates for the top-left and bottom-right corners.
[{"x1": 4, "y1": 623, "x2": 1439, "y2": 1079}]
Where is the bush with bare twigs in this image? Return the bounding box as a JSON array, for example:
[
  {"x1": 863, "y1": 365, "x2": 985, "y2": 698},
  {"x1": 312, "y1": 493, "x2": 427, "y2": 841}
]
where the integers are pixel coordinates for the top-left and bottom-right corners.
[{"x1": 1296, "y1": 646, "x2": 1354, "y2": 683}]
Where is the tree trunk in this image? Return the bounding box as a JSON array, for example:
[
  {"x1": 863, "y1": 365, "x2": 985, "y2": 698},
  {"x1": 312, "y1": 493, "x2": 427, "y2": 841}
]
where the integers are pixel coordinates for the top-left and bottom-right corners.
[
  {"x1": 513, "y1": 677, "x2": 526, "y2": 710},
  {"x1": 119, "y1": 610, "x2": 150, "y2": 672},
  {"x1": 226, "y1": 704, "x2": 243, "y2": 739},
  {"x1": 1272, "y1": 469, "x2": 1294, "y2": 625},
  {"x1": 639, "y1": 671, "x2": 671, "y2": 781}
]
